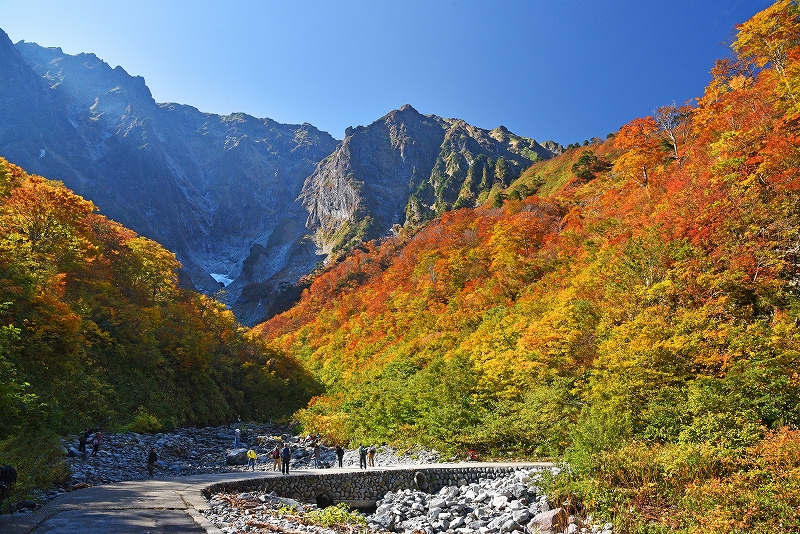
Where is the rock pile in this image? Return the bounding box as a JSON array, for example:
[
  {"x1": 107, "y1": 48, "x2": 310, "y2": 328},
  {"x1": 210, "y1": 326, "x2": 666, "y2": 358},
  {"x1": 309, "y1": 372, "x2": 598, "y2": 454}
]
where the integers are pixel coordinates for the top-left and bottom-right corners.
[
  {"x1": 64, "y1": 424, "x2": 288, "y2": 487},
  {"x1": 204, "y1": 469, "x2": 616, "y2": 534},
  {"x1": 367, "y1": 468, "x2": 587, "y2": 534},
  {"x1": 204, "y1": 491, "x2": 335, "y2": 534}
]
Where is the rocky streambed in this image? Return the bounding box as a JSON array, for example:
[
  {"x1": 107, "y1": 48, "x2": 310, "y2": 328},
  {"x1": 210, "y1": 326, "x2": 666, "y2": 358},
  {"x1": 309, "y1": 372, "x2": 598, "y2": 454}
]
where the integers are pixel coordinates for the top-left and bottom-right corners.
[
  {"x1": 29, "y1": 424, "x2": 437, "y2": 504},
  {"x1": 202, "y1": 469, "x2": 616, "y2": 534}
]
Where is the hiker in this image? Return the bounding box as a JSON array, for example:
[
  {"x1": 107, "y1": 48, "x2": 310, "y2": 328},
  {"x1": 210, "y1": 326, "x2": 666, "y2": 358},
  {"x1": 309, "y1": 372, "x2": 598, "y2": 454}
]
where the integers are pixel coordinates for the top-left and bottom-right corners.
[
  {"x1": 78, "y1": 429, "x2": 90, "y2": 454},
  {"x1": 313, "y1": 442, "x2": 321, "y2": 468},
  {"x1": 368, "y1": 444, "x2": 376, "y2": 467},
  {"x1": 358, "y1": 444, "x2": 368, "y2": 469},
  {"x1": 147, "y1": 448, "x2": 157, "y2": 478},
  {"x1": 335, "y1": 445, "x2": 344, "y2": 468},
  {"x1": 246, "y1": 448, "x2": 257, "y2": 471},
  {"x1": 280, "y1": 443, "x2": 291, "y2": 474},
  {"x1": 234, "y1": 428, "x2": 241, "y2": 448},
  {"x1": 271, "y1": 445, "x2": 282, "y2": 471},
  {"x1": 0, "y1": 464, "x2": 17, "y2": 515},
  {"x1": 91, "y1": 430, "x2": 103, "y2": 456}
]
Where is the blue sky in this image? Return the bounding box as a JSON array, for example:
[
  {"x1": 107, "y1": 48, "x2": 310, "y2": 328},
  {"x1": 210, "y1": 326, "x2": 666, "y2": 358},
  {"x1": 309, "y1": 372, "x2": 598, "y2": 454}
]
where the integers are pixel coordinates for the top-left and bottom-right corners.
[{"x1": 0, "y1": 0, "x2": 774, "y2": 144}]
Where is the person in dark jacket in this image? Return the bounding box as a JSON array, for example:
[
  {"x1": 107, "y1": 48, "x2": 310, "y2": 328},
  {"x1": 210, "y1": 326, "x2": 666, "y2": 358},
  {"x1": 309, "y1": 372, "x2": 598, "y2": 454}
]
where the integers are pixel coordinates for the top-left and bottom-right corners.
[
  {"x1": 78, "y1": 429, "x2": 90, "y2": 454},
  {"x1": 147, "y1": 448, "x2": 157, "y2": 478},
  {"x1": 280, "y1": 443, "x2": 291, "y2": 475},
  {"x1": 335, "y1": 445, "x2": 344, "y2": 468},
  {"x1": 271, "y1": 445, "x2": 282, "y2": 471},
  {"x1": 358, "y1": 445, "x2": 368, "y2": 469}
]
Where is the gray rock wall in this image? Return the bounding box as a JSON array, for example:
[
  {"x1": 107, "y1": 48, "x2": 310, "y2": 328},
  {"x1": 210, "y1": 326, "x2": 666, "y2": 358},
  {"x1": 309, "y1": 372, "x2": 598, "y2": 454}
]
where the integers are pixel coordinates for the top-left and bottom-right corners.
[{"x1": 202, "y1": 466, "x2": 545, "y2": 506}]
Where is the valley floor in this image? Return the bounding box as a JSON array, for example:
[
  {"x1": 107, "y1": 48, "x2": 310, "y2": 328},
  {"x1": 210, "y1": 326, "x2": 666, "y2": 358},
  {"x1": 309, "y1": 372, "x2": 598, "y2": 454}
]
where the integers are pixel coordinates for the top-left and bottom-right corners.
[{"x1": 23, "y1": 424, "x2": 440, "y2": 509}]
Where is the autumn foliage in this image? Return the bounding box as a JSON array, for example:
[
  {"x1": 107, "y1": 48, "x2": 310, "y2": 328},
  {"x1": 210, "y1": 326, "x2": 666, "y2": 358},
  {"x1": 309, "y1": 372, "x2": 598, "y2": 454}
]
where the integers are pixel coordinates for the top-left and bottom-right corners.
[
  {"x1": 258, "y1": 2, "x2": 800, "y2": 531},
  {"x1": 0, "y1": 161, "x2": 320, "y2": 492}
]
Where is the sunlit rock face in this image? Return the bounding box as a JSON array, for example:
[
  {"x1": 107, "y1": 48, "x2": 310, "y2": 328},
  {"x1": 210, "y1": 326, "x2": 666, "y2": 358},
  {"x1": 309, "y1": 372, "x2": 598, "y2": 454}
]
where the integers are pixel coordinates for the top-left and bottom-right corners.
[{"x1": 301, "y1": 104, "x2": 561, "y2": 259}]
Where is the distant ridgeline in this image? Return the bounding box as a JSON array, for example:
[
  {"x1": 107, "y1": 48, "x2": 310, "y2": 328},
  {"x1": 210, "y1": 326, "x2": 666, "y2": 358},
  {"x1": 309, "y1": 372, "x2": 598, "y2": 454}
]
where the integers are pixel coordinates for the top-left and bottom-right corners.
[{"x1": 0, "y1": 29, "x2": 560, "y2": 325}]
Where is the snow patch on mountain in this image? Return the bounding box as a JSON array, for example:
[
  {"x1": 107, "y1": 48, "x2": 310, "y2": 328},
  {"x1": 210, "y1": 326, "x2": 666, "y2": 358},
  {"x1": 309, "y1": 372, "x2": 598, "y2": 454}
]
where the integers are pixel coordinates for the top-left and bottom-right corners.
[{"x1": 210, "y1": 273, "x2": 235, "y2": 287}]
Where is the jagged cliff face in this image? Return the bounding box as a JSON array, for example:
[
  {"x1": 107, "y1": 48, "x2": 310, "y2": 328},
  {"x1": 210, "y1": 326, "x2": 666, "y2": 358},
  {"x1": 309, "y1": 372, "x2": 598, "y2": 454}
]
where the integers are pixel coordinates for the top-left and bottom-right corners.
[
  {"x1": 0, "y1": 32, "x2": 338, "y2": 325},
  {"x1": 301, "y1": 104, "x2": 561, "y2": 258},
  {"x1": 301, "y1": 105, "x2": 445, "y2": 256}
]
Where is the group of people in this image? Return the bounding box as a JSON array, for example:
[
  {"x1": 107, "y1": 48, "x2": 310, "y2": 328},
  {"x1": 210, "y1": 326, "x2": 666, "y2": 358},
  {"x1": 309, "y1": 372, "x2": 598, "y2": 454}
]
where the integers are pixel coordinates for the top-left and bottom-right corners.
[
  {"x1": 85, "y1": 426, "x2": 382, "y2": 479},
  {"x1": 78, "y1": 428, "x2": 104, "y2": 456},
  {"x1": 262, "y1": 440, "x2": 378, "y2": 471},
  {"x1": 269, "y1": 442, "x2": 293, "y2": 474},
  {"x1": 358, "y1": 444, "x2": 377, "y2": 469}
]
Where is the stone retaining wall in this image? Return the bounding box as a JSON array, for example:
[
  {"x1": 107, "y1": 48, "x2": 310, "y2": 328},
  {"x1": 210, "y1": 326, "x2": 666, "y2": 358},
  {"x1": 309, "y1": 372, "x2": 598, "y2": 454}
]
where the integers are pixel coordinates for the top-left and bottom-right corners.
[{"x1": 202, "y1": 465, "x2": 546, "y2": 507}]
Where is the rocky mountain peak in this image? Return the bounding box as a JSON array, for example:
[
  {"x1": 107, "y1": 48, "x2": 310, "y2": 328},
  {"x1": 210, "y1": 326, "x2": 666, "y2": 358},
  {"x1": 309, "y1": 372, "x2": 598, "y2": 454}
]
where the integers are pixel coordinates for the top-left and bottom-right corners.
[
  {"x1": 301, "y1": 106, "x2": 562, "y2": 261},
  {"x1": 15, "y1": 41, "x2": 155, "y2": 112}
]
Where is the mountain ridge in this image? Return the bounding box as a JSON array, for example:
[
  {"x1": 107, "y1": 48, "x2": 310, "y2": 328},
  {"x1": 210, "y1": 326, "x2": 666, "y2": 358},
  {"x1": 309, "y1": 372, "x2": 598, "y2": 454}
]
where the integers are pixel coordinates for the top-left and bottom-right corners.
[
  {"x1": 0, "y1": 29, "x2": 560, "y2": 324},
  {"x1": 2, "y1": 30, "x2": 340, "y2": 324}
]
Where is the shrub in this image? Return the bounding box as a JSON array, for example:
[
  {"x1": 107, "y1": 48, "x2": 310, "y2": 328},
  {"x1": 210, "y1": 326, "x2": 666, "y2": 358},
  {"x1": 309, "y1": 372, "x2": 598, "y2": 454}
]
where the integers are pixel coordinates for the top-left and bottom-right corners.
[
  {"x1": 0, "y1": 431, "x2": 70, "y2": 500},
  {"x1": 679, "y1": 428, "x2": 800, "y2": 533},
  {"x1": 304, "y1": 503, "x2": 367, "y2": 528},
  {"x1": 125, "y1": 407, "x2": 163, "y2": 433},
  {"x1": 547, "y1": 440, "x2": 739, "y2": 531}
]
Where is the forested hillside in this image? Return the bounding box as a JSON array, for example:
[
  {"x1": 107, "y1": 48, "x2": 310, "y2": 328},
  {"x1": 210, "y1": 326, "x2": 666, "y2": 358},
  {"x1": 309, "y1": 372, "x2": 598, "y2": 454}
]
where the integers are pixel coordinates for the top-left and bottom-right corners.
[
  {"x1": 259, "y1": 1, "x2": 800, "y2": 530},
  {"x1": 0, "y1": 160, "x2": 320, "y2": 491}
]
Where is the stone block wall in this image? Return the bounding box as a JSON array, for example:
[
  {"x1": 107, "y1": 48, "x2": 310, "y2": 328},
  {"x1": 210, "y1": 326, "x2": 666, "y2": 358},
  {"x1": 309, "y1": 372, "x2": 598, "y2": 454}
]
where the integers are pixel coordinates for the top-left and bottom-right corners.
[{"x1": 202, "y1": 465, "x2": 545, "y2": 507}]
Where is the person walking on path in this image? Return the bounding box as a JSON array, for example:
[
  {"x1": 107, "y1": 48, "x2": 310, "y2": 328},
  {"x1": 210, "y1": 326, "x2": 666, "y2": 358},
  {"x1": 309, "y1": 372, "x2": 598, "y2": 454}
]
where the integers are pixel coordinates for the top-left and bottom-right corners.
[
  {"x1": 246, "y1": 448, "x2": 257, "y2": 471},
  {"x1": 368, "y1": 444, "x2": 376, "y2": 467},
  {"x1": 271, "y1": 445, "x2": 281, "y2": 471},
  {"x1": 313, "y1": 442, "x2": 321, "y2": 468},
  {"x1": 335, "y1": 445, "x2": 344, "y2": 468},
  {"x1": 358, "y1": 445, "x2": 367, "y2": 469},
  {"x1": 281, "y1": 443, "x2": 291, "y2": 475},
  {"x1": 147, "y1": 448, "x2": 158, "y2": 478}
]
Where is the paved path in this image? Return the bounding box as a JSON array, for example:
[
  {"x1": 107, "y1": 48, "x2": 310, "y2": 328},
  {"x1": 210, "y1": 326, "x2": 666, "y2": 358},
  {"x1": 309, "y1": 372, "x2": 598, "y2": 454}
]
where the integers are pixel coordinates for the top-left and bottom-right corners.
[{"x1": 0, "y1": 463, "x2": 553, "y2": 534}]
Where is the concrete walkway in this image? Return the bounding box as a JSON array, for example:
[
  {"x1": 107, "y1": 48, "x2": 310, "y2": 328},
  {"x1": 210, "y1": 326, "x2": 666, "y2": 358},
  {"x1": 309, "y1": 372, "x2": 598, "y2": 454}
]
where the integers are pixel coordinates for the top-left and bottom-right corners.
[{"x1": 0, "y1": 462, "x2": 553, "y2": 534}]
